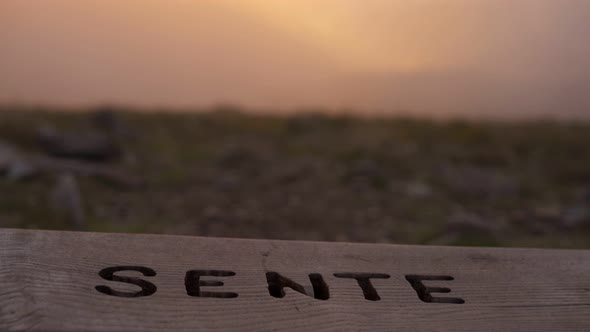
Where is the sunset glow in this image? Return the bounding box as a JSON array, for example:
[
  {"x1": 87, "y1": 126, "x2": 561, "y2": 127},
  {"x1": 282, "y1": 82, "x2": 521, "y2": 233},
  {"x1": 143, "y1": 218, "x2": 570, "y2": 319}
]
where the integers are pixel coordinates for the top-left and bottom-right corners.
[{"x1": 1, "y1": 0, "x2": 589, "y2": 117}]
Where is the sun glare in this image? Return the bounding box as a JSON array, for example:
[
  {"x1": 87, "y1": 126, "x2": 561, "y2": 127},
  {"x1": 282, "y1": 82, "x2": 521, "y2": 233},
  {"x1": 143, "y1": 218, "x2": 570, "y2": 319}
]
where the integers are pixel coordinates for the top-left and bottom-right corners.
[{"x1": 217, "y1": 0, "x2": 453, "y2": 73}]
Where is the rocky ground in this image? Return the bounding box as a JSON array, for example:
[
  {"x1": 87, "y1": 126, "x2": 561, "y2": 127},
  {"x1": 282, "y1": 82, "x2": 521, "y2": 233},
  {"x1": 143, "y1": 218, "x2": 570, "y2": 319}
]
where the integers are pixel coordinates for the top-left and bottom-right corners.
[{"x1": 1, "y1": 107, "x2": 589, "y2": 248}]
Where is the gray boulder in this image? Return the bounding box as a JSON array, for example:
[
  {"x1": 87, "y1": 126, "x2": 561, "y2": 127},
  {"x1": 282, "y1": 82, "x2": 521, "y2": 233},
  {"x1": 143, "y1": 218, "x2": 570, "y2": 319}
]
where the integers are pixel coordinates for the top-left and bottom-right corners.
[
  {"x1": 441, "y1": 165, "x2": 519, "y2": 197},
  {"x1": 561, "y1": 205, "x2": 590, "y2": 229},
  {"x1": 0, "y1": 140, "x2": 37, "y2": 181},
  {"x1": 37, "y1": 125, "x2": 121, "y2": 162}
]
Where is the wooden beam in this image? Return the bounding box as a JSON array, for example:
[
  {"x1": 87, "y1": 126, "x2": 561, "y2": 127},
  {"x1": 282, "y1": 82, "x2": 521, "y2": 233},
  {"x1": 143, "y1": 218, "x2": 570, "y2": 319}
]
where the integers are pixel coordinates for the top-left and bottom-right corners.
[{"x1": 0, "y1": 228, "x2": 589, "y2": 331}]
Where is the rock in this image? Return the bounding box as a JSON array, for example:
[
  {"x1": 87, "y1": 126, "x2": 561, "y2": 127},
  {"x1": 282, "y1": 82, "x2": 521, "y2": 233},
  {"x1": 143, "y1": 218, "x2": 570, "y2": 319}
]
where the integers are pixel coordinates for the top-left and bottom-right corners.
[
  {"x1": 0, "y1": 140, "x2": 20, "y2": 173},
  {"x1": 447, "y1": 210, "x2": 502, "y2": 233},
  {"x1": 1, "y1": 138, "x2": 137, "y2": 186},
  {"x1": 216, "y1": 145, "x2": 261, "y2": 171},
  {"x1": 533, "y1": 204, "x2": 561, "y2": 220},
  {"x1": 391, "y1": 142, "x2": 419, "y2": 158},
  {"x1": 32, "y1": 156, "x2": 142, "y2": 189},
  {"x1": 216, "y1": 173, "x2": 242, "y2": 191},
  {"x1": 50, "y1": 173, "x2": 85, "y2": 230},
  {"x1": 342, "y1": 158, "x2": 387, "y2": 189},
  {"x1": 341, "y1": 159, "x2": 391, "y2": 191},
  {"x1": 5, "y1": 159, "x2": 37, "y2": 181},
  {"x1": 404, "y1": 181, "x2": 433, "y2": 198},
  {"x1": 0, "y1": 140, "x2": 37, "y2": 181},
  {"x1": 267, "y1": 159, "x2": 317, "y2": 185},
  {"x1": 2, "y1": 137, "x2": 137, "y2": 187},
  {"x1": 427, "y1": 210, "x2": 502, "y2": 246},
  {"x1": 37, "y1": 125, "x2": 121, "y2": 162},
  {"x1": 348, "y1": 159, "x2": 379, "y2": 177},
  {"x1": 561, "y1": 205, "x2": 590, "y2": 228},
  {"x1": 513, "y1": 206, "x2": 559, "y2": 235},
  {"x1": 441, "y1": 165, "x2": 519, "y2": 197},
  {"x1": 572, "y1": 186, "x2": 590, "y2": 201}
]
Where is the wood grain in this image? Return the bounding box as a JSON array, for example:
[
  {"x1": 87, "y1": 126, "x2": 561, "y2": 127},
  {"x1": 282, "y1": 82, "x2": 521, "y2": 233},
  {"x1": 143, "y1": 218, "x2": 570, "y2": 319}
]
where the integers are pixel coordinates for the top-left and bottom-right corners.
[{"x1": 0, "y1": 228, "x2": 589, "y2": 331}]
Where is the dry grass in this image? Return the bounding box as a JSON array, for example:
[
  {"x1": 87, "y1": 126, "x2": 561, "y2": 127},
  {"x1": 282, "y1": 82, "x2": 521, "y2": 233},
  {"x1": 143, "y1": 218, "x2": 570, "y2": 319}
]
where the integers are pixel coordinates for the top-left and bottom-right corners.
[{"x1": 1, "y1": 107, "x2": 589, "y2": 248}]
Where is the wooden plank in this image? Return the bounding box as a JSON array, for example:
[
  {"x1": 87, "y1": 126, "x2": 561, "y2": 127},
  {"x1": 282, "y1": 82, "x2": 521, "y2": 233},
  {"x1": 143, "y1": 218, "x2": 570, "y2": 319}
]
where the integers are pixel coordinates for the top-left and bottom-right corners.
[{"x1": 0, "y1": 228, "x2": 589, "y2": 332}]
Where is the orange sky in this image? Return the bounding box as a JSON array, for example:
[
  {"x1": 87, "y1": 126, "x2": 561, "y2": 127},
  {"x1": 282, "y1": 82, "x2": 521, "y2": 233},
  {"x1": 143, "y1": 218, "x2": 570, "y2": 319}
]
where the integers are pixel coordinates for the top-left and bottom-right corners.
[{"x1": 1, "y1": 0, "x2": 589, "y2": 118}]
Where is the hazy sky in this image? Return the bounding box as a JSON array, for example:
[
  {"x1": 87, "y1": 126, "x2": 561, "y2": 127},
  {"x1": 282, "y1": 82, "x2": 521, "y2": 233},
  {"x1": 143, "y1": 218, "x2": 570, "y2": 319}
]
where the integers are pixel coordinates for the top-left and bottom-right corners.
[{"x1": 1, "y1": 0, "x2": 589, "y2": 118}]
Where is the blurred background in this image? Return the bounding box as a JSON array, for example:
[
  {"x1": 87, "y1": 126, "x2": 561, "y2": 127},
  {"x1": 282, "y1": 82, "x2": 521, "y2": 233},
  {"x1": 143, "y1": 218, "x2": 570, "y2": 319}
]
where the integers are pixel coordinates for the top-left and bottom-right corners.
[{"x1": 1, "y1": 0, "x2": 589, "y2": 248}]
